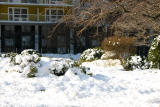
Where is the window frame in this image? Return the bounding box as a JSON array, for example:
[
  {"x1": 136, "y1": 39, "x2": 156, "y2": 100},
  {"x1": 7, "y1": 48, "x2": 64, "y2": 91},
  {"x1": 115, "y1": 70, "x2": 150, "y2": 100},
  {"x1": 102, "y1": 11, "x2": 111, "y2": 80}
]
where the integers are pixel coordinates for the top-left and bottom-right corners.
[
  {"x1": 45, "y1": 8, "x2": 64, "y2": 22},
  {"x1": 8, "y1": 7, "x2": 28, "y2": 21}
]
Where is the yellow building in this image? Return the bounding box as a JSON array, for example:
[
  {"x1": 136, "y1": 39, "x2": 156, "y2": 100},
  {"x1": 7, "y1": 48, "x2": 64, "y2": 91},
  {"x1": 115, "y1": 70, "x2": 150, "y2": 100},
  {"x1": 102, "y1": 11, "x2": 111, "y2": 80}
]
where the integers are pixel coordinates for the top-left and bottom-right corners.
[{"x1": 0, "y1": 0, "x2": 74, "y2": 53}]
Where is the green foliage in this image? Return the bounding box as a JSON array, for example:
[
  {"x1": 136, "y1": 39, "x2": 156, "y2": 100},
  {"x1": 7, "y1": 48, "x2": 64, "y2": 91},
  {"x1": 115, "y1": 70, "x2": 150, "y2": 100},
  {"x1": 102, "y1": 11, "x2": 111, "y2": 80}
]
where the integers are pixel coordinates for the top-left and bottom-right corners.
[
  {"x1": 27, "y1": 65, "x2": 38, "y2": 78},
  {"x1": 81, "y1": 67, "x2": 87, "y2": 74},
  {"x1": 28, "y1": 56, "x2": 41, "y2": 64},
  {"x1": 72, "y1": 61, "x2": 81, "y2": 67},
  {"x1": 148, "y1": 36, "x2": 160, "y2": 68},
  {"x1": 34, "y1": 57, "x2": 41, "y2": 63},
  {"x1": 4, "y1": 52, "x2": 18, "y2": 58},
  {"x1": 80, "y1": 66, "x2": 92, "y2": 76},
  {"x1": 1, "y1": 52, "x2": 18, "y2": 64},
  {"x1": 94, "y1": 46, "x2": 102, "y2": 50}
]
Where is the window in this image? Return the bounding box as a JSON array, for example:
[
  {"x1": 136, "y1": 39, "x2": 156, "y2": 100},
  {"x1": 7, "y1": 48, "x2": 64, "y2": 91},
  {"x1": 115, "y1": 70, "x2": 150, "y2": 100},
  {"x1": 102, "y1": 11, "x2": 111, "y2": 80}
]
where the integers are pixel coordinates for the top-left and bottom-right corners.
[
  {"x1": 22, "y1": 26, "x2": 31, "y2": 32},
  {"x1": 45, "y1": 8, "x2": 64, "y2": 22},
  {"x1": 9, "y1": 0, "x2": 20, "y2": 3},
  {"x1": 5, "y1": 39, "x2": 15, "y2": 47},
  {"x1": 22, "y1": 36, "x2": 32, "y2": 48},
  {"x1": 8, "y1": 7, "x2": 28, "y2": 21},
  {"x1": 46, "y1": 0, "x2": 63, "y2": 4},
  {"x1": 0, "y1": 0, "x2": 6, "y2": 2}
]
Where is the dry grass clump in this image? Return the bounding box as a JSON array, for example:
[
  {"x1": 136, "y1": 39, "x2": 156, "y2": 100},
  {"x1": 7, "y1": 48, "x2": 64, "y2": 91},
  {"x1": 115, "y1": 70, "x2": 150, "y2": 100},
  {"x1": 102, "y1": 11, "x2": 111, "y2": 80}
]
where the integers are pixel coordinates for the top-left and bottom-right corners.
[{"x1": 101, "y1": 36, "x2": 137, "y2": 63}]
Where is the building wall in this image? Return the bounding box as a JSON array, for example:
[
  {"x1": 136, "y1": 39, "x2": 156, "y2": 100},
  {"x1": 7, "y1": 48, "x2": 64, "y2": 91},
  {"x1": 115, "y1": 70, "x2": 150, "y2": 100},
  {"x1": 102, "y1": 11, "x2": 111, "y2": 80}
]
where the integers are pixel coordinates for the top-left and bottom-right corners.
[
  {"x1": 0, "y1": 0, "x2": 74, "y2": 53},
  {"x1": 0, "y1": 4, "x2": 71, "y2": 21}
]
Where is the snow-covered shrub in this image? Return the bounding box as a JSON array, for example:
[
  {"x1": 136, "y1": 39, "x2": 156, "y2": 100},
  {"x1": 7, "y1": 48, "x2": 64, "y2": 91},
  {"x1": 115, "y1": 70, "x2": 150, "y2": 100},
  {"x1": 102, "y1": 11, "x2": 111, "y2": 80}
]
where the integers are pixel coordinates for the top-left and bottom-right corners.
[
  {"x1": 27, "y1": 65, "x2": 38, "y2": 78},
  {"x1": 148, "y1": 35, "x2": 160, "y2": 68},
  {"x1": 4, "y1": 49, "x2": 41, "y2": 65},
  {"x1": 49, "y1": 58, "x2": 75, "y2": 76},
  {"x1": 21, "y1": 49, "x2": 41, "y2": 63},
  {"x1": 3, "y1": 52, "x2": 18, "y2": 58},
  {"x1": 123, "y1": 55, "x2": 150, "y2": 71},
  {"x1": 18, "y1": 49, "x2": 41, "y2": 64},
  {"x1": 1, "y1": 49, "x2": 41, "y2": 78},
  {"x1": 80, "y1": 66, "x2": 92, "y2": 76},
  {"x1": 21, "y1": 49, "x2": 41, "y2": 57},
  {"x1": 0, "y1": 52, "x2": 18, "y2": 63},
  {"x1": 1, "y1": 49, "x2": 93, "y2": 77},
  {"x1": 79, "y1": 48, "x2": 103, "y2": 63},
  {"x1": 48, "y1": 58, "x2": 92, "y2": 76}
]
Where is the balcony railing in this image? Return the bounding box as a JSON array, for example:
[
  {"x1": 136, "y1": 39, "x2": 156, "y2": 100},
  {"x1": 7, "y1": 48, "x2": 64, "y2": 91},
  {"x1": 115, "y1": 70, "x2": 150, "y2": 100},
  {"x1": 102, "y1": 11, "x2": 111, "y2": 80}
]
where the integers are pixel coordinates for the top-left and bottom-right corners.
[
  {"x1": 0, "y1": 0, "x2": 73, "y2": 6},
  {"x1": 0, "y1": 13, "x2": 64, "y2": 23}
]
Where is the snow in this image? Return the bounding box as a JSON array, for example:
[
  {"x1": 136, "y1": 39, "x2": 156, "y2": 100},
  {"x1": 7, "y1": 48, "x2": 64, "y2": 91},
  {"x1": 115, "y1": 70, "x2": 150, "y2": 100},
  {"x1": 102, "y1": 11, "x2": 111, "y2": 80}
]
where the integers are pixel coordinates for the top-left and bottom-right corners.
[
  {"x1": 82, "y1": 59, "x2": 122, "y2": 68},
  {"x1": 101, "y1": 51, "x2": 116, "y2": 60},
  {"x1": 130, "y1": 56, "x2": 142, "y2": 65},
  {"x1": 0, "y1": 54, "x2": 160, "y2": 107}
]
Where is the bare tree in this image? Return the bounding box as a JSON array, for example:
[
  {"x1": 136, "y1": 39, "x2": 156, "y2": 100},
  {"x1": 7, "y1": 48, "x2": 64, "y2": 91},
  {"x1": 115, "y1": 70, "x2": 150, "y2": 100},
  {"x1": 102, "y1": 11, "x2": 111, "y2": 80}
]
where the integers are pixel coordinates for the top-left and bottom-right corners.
[
  {"x1": 54, "y1": 0, "x2": 160, "y2": 45},
  {"x1": 112, "y1": 0, "x2": 160, "y2": 45}
]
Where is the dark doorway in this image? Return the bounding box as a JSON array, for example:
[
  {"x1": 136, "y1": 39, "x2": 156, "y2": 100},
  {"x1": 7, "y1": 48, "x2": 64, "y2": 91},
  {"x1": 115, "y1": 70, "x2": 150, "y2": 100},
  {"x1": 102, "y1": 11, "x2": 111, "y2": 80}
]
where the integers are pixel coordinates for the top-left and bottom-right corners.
[
  {"x1": 15, "y1": 25, "x2": 22, "y2": 53},
  {"x1": 2, "y1": 25, "x2": 16, "y2": 52},
  {"x1": 21, "y1": 26, "x2": 35, "y2": 51}
]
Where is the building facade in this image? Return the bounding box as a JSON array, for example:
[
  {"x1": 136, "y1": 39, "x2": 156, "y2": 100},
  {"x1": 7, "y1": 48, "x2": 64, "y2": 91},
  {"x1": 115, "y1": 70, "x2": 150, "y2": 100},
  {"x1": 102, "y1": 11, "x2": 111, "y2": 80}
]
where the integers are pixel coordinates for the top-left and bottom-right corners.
[{"x1": 0, "y1": 0, "x2": 74, "y2": 53}]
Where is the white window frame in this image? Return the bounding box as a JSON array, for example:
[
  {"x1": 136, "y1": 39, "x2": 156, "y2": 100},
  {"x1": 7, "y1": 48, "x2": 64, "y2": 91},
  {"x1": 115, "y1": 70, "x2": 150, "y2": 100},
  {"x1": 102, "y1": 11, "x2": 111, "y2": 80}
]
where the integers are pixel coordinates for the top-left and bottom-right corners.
[
  {"x1": 45, "y1": 8, "x2": 64, "y2": 22},
  {"x1": 8, "y1": 7, "x2": 28, "y2": 21}
]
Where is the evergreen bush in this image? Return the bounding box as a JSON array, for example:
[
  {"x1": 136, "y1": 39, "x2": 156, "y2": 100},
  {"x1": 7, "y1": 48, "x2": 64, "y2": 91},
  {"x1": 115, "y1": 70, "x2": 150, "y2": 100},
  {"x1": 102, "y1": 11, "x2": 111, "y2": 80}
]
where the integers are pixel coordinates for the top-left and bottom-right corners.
[
  {"x1": 1, "y1": 49, "x2": 41, "y2": 77},
  {"x1": 148, "y1": 35, "x2": 160, "y2": 68},
  {"x1": 49, "y1": 58, "x2": 75, "y2": 76},
  {"x1": 79, "y1": 48, "x2": 103, "y2": 63}
]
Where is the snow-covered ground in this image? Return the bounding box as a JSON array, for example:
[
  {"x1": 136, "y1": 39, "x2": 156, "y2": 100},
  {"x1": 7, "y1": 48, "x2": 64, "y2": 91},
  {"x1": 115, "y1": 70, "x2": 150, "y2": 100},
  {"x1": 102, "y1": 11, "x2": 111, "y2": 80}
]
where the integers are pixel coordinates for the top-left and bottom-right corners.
[{"x1": 0, "y1": 54, "x2": 160, "y2": 107}]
